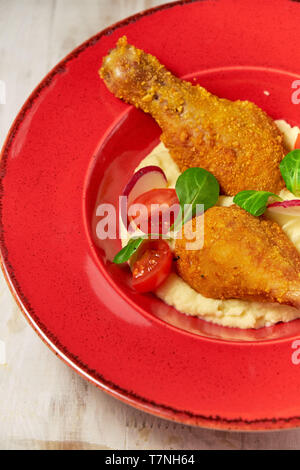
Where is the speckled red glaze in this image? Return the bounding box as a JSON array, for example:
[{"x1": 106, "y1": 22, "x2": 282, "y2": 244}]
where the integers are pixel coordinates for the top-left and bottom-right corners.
[{"x1": 1, "y1": 0, "x2": 300, "y2": 431}]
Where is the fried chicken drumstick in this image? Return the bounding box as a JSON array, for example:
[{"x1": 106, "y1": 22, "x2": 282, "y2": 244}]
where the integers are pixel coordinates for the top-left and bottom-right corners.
[
  {"x1": 100, "y1": 37, "x2": 286, "y2": 196},
  {"x1": 174, "y1": 206, "x2": 300, "y2": 308}
]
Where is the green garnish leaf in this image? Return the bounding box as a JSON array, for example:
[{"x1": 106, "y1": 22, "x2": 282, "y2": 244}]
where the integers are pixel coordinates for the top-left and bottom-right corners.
[
  {"x1": 233, "y1": 190, "x2": 281, "y2": 216},
  {"x1": 280, "y1": 149, "x2": 300, "y2": 196},
  {"x1": 173, "y1": 167, "x2": 220, "y2": 229},
  {"x1": 113, "y1": 237, "x2": 145, "y2": 264}
]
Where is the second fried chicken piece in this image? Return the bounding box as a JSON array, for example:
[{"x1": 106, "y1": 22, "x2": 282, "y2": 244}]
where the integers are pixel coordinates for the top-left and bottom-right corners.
[
  {"x1": 100, "y1": 37, "x2": 286, "y2": 196},
  {"x1": 174, "y1": 206, "x2": 300, "y2": 308}
]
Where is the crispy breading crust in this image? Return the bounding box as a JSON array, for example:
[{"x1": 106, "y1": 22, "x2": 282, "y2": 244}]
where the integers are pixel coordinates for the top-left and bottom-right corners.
[
  {"x1": 174, "y1": 206, "x2": 300, "y2": 307},
  {"x1": 100, "y1": 36, "x2": 287, "y2": 196}
]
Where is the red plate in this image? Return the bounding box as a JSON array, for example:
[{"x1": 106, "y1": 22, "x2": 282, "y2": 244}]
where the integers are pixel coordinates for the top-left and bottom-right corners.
[{"x1": 1, "y1": 0, "x2": 300, "y2": 431}]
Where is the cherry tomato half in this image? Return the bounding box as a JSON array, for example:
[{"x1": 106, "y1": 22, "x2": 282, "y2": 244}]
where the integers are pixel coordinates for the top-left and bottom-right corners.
[
  {"x1": 295, "y1": 134, "x2": 300, "y2": 149},
  {"x1": 131, "y1": 240, "x2": 173, "y2": 293},
  {"x1": 128, "y1": 188, "x2": 180, "y2": 234}
]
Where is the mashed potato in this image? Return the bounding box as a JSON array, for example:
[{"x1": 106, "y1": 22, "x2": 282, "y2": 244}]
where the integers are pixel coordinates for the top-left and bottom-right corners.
[{"x1": 126, "y1": 120, "x2": 300, "y2": 329}]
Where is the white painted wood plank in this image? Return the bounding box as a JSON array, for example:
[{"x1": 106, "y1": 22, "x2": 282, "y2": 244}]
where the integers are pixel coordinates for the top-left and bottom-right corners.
[
  {"x1": 0, "y1": 0, "x2": 299, "y2": 450},
  {"x1": 0, "y1": 0, "x2": 55, "y2": 144}
]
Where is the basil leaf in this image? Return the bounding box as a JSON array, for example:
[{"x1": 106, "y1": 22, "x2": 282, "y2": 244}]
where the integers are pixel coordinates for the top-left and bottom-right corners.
[
  {"x1": 280, "y1": 149, "x2": 300, "y2": 196},
  {"x1": 233, "y1": 190, "x2": 281, "y2": 216},
  {"x1": 113, "y1": 237, "x2": 145, "y2": 264},
  {"x1": 174, "y1": 167, "x2": 220, "y2": 228}
]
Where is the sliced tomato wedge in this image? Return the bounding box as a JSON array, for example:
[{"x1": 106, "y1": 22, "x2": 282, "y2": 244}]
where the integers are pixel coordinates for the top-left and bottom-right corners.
[
  {"x1": 128, "y1": 188, "x2": 180, "y2": 234},
  {"x1": 295, "y1": 133, "x2": 300, "y2": 149},
  {"x1": 131, "y1": 240, "x2": 173, "y2": 293}
]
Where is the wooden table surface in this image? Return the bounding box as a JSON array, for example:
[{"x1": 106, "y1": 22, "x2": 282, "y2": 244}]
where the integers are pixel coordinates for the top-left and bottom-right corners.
[{"x1": 0, "y1": 0, "x2": 300, "y2": 450}]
